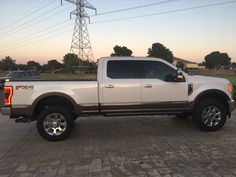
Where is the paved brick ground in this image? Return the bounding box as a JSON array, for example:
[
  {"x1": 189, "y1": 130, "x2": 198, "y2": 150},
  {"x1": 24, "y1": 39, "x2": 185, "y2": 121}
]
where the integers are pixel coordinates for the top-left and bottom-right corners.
[{"x1": 0, "y1": 111, "x2": 236, "y2": 177}]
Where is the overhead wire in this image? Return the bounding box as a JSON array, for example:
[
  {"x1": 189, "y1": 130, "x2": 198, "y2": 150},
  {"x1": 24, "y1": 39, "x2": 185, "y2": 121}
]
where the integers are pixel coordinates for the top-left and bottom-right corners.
[
  {"x1": 93, "y1": 0, "x2": 180, "y2": 16},
  {"x1": 91, "y1": 0, "x2": 236, "y2": 24},
  {"x1": 1, "y1": 0, "x2": 58, "y2": 30},
  {"x1": 1, "y1": 0, "x2": 179, "y2": 48},
  {"x1": 0, "y1": 28, "x2": 73, "y2": 54},
  {"x1": 0, "y1": 4, "x2": 73, "y2": 39},
  {"x1": 0, "y1": 19, "x2": 74, "y2": 49},
  {"x1": 0, "y1": 3, "x2": 71, "y2": 37},
  {"x1": 0, "y1": 0, "x2": 37, "y2": 23},
  {"x1": 1, "y1": 0, "x2": 236, "y2": 53}
]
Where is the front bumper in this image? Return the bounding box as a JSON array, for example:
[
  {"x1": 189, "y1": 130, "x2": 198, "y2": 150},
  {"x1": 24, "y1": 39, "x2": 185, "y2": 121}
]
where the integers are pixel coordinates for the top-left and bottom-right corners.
[
  {"x1": 228, "y1": 99, "x2": 235, "y2": 112},
  {"x1": 0, "y1": 107, "x2": 11, "y2": 115}
]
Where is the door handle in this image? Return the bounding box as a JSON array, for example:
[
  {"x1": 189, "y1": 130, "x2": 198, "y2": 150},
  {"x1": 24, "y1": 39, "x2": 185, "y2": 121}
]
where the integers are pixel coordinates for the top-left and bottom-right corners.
[
  {"x1": 144, "y1": 84, "x2": 153, "y2": 88},
  {"x1": 105, "y1": 84, "x2": 114, "y2": 89}
]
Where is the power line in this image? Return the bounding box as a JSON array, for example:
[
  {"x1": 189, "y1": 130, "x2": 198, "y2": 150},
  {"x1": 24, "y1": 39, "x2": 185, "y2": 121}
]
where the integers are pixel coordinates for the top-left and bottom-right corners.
[
  {"x1": 0, "y1": 28, "x2": 73, "y2": 54},
  {"x1": 0, "y1": 4, "x2": 70, "y2": 37},
  {"x1": 0, "y1": 3, "x2": 72, "y2": 38},
  {"x1": 0, "y1": 19, "x2": 73, "y2": 48},
  {"x1": 2, "y1": 0, "x2": 235, "y2": 54},
  {"x1": 1, "y1": 0, "x2": 58, "y2": 30},
  {"x1": 94, "y1": 0, "x2": 180, "y2": 16},
  {"x1": 91, "y1": 0, "x2": 236, "y2": 24},
  {"x1": 0, "y1": 0, "x2": 36, "y2": 24}
]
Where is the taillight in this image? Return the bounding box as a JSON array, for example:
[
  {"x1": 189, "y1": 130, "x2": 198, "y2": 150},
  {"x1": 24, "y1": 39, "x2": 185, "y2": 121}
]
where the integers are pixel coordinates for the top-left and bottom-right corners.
[{"x1": 4, "y1": 86, "x2": 13, "y2": 106}]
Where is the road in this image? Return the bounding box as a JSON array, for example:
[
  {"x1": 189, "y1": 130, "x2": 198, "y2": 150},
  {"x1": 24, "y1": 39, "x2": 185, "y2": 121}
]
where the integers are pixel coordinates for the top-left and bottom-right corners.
[{"x1": 0, "y1": 112, "x2": 236, "y2": 177}]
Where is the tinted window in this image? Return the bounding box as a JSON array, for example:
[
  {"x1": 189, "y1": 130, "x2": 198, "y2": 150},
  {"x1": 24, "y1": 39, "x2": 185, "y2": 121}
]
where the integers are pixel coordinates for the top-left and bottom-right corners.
[
  {"x1": 107, "y1": 60, "x2": 141, "y2": 79},
  {"x1": 142, "y1": 61, "x2": 176, "y2": 81}
]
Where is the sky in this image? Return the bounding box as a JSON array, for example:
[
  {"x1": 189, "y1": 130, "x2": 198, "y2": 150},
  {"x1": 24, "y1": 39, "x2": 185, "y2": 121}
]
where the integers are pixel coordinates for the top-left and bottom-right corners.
[{"x1": 0, "y1": 0, "x2": 236, "y2": 64}]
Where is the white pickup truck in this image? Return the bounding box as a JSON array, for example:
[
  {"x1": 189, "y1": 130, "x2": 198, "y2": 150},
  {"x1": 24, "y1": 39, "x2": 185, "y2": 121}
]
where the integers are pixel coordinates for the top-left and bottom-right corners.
[{"x1": 0, "y1": 57, "x2": 235, "y2": 141}]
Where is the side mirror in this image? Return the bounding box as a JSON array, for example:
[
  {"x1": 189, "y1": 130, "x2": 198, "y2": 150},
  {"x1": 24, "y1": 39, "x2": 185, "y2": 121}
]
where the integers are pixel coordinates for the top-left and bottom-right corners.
[{"x1": 176, "y1": 69, "x2": 185, "y2": 82}]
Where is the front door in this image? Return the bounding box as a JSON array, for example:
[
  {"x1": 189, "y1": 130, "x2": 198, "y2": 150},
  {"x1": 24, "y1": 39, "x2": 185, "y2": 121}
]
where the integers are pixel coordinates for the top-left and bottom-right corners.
[{"x1": 141, "y1": 60, "x2": 188, "y2": 110}]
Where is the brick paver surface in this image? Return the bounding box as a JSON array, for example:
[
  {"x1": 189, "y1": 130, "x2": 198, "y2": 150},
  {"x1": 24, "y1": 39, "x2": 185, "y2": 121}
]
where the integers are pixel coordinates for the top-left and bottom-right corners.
[{"x1": 0, "y1": 111, "x2": 236, "y2": 177}]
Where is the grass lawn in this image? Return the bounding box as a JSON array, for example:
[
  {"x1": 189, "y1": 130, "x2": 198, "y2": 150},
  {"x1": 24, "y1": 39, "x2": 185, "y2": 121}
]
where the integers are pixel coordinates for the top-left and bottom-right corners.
[
  {"x1": 200, "y1": 73, "x2": 236, "y2": 100},
  {"x1": 203, "y1": 74, "x2": 236, "y2": 85}
]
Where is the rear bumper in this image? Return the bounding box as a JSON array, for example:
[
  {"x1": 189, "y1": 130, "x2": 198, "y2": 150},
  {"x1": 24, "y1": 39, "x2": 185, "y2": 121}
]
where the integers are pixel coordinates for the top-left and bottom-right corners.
[
  {"x1": 228, "y1": 100, "x2": 235, "y2": 112},
  {"x1": 1, "y1": 107, "x2": 11, "y2": 115}
]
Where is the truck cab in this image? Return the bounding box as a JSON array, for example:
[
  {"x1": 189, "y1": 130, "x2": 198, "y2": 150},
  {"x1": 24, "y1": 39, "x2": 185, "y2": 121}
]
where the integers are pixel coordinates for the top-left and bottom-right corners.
[{"x1": 98, "y1": 57, "x2": 190, "y2": 113}]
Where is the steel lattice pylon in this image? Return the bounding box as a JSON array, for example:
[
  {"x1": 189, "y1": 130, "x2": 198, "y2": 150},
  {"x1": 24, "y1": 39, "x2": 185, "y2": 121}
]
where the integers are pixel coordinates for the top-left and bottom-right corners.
[{"x1": 65, "y1": 0, "x2": 96, "y2": 64}]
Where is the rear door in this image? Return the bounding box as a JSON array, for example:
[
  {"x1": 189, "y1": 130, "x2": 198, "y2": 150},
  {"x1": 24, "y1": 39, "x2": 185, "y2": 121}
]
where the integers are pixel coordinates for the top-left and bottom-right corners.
[{"x1": 101, "y1": 60, "x2": 142, "y2": 112}]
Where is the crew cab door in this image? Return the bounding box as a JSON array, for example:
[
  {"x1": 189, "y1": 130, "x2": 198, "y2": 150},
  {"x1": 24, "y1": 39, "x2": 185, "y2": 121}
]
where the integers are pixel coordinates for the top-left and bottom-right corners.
[
  {"x1": 141, "y1": 60, "x2": 188, "y2": 110},
  {"x1": 100, "y1": 60, "x2": 141, "y2": 112}
]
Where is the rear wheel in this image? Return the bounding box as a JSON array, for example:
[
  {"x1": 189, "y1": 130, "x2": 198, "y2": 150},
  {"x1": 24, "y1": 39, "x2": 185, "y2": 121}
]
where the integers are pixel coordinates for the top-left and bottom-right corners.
[
  {"x1": 193, "y1": 98, "x2": 227, "y2": 131},
  {"x1": 37, "y1": 105, "x2": 74, "y2": 141}
]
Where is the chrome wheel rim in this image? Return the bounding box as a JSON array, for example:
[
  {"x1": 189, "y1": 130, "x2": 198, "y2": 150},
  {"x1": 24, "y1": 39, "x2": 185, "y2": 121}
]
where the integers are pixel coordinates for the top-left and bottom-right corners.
[
  {"x1": 201, "y1": 106, "x2": 221, "y2": 127},
  {"x1": 43, "y1": 113, "x2": 67, "y2": 136}
]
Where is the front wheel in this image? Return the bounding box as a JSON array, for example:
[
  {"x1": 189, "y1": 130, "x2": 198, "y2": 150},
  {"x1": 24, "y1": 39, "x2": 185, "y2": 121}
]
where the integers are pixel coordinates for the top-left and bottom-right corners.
[
  {"x1": 192, "y1": 98, "x2": 227, "y2": 131},
  {"x1": 37, "y1": 105, "x2": 74, "y2": 141}
]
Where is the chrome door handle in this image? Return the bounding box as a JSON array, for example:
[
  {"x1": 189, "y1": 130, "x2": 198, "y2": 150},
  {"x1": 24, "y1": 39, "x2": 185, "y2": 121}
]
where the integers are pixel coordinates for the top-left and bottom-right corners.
[
  {"x1": 105, "y1": 84, "x2": 114, "y2": 88},
  {"x1": 144, "y1": 84, "x2": 153, "y2": 88}
]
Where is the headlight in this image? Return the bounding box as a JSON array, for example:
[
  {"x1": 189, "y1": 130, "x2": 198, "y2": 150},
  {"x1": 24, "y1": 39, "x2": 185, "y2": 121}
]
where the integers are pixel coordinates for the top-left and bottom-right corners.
[{"x1": 228, "y1": 84, "x2": 233, "y2": 95}]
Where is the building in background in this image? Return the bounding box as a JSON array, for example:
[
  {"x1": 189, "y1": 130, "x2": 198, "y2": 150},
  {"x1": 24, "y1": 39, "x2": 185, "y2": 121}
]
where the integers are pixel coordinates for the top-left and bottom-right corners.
[{"x1": 173, "y1": 57, "x2": 199, "y2": 69}]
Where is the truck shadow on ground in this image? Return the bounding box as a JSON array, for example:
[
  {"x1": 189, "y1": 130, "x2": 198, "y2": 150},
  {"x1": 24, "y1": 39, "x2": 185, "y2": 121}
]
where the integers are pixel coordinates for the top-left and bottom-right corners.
[{"x1": 69, "y1": 115, "x2": 211, "y2": 140}]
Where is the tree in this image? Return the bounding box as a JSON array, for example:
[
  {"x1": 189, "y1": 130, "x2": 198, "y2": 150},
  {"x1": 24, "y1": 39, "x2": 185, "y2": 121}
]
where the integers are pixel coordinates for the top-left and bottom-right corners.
[
  {"x1": 204, "y1": 51, "x2": 231, "y2": 69},
  {"x1": 148, "y1": 43, "x2": 174, "y2": 63},
  {"x1": 0, "y1": 56, "x2": 17, "y2": 71},
  {"x1": 63, "y1": 53, "x2": 81, "y2": 72},
  {"x1": 27, "y1": 61, "x2": 41, "y2": 70},
  {"x1": 176, "y1": 61, "x2": 185, "y2": 69},
  {"x1": 47, "y1": 60, "x2": 62, "y2": 73},
  {"x1": 17, "y1": 64, "x2": 28, "y2": 70},
  {"x1": 110, "y1": 45, "x2": 133, "y2": 56}
]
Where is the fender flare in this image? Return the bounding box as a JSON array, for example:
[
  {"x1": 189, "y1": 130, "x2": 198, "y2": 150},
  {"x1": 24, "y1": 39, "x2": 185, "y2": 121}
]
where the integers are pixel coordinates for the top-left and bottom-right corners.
[
  {"x1": 31, "y1": 92, "x2": 79, "y2": 116},
  {"x1": 192, "y1": 89, "x2": 230, "y2": 112}
]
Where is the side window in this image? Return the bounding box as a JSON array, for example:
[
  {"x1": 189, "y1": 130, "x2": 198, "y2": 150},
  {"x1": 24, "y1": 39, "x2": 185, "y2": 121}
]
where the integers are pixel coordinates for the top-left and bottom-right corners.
[
  {"x1": 107, "y1": 60, "x2": 140, "y2": 79},
  {"x1": 142, "y1": 61, "x2": 176, "y2": 81}
]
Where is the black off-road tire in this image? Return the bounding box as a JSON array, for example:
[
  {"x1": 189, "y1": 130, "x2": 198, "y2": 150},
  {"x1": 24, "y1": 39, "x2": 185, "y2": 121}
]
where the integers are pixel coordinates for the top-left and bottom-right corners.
[
  {"x1": 192, "y1": 98, "x2": 227, "y2": 131},
  {"x1": 37, "y1": 105, "x2": 74, "y2": 141}
]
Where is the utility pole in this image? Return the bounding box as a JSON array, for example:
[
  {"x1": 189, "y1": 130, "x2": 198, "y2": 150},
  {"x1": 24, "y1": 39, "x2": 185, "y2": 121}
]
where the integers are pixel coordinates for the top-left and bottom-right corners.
[{"x1": 64, "y1": 0, "x2": 96, "y2": 69}]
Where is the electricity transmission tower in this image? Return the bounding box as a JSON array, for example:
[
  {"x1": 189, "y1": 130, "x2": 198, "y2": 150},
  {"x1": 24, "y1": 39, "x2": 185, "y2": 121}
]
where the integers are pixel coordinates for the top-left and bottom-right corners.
[{"x1": 64, "y1": 0, "x2": 96, "y2": 68}]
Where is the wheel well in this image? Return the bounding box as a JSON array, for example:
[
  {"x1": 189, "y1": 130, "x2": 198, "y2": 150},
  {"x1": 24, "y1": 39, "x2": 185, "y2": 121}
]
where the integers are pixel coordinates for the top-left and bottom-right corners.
[
  {"x1": 33, "y1": 96, "x2": 76, "y2": 119},
  {"x1": 194, "y1": 91, "x2": 229, "y2": 113}
]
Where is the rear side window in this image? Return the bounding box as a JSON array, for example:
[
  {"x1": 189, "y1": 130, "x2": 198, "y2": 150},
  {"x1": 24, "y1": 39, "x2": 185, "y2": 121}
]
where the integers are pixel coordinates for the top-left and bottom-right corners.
[{"x1": 107, "y1": 60, "x2": 141, "y2": 79}]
